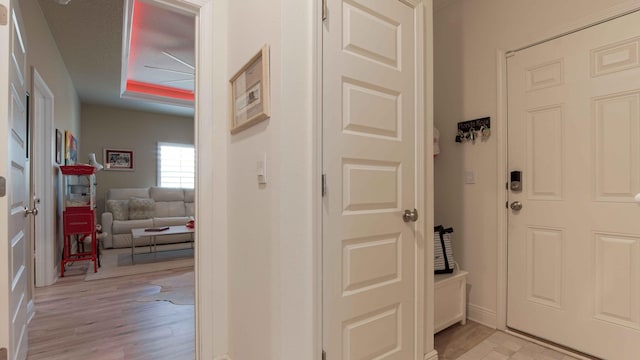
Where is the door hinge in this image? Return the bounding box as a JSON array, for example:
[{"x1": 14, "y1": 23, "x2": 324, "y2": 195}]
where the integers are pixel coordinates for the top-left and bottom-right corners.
[
  {"x1": 322, "y1": 0, "x2": 327, "y2": 21},
  {"x1": 322, "y1": 350, "x2": 326, "y2": 360},
  {"x1": 0, "y1": 176, "x2": 5, "y2": 197},
  {"x1": 505, "y1": 182, "x2": 508, "y2": 190},
  {"x1": 322, "y1": 174, "x2": 327, "y2": 197},
  {"x1": 506, "y1": 201, "x2": 509, "y2": 209}
]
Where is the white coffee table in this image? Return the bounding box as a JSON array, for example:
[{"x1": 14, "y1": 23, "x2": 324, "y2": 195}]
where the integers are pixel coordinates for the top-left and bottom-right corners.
[{"x1": 130, "y1": 225, "x2": 195, "y2": 263}]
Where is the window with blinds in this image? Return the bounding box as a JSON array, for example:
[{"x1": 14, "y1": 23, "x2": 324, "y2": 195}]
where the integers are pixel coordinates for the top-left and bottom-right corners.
[{"x1": 157, "y1": 142, "x2": 195, "y2": 189}]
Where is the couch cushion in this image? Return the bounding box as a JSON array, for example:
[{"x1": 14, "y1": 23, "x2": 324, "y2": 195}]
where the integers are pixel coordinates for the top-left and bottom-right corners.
[
  {"x1": 129, "y1": 198, "x2": 155, "y2": 219},
  {"x1": 185, "y1": 202, "x2": 195, "y2": 217},
  {"x1": 155, "y1": 201, "x2": 186, "y2": 217},
  {"x1": 150, "y1": 187, "x2": 184, "y2": 202},
  {"x1": 106, "y1": 199, "x2": 129, "y2": 221},
  {"x1": 184, "y1": 189, "x2": 195, "y2": 203},
  {"x1": 106, "y1": 188, "x2": 149, "y2": 201},
  {"x1": 112, "y1": 218, "x2": 154, "y2": 234}
]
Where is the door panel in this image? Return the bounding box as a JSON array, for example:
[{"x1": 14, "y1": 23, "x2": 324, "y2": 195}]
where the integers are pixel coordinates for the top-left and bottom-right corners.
[
  {"x1": 6, "y1": 2, "x2": 29, "y2": 359},
  {"x1": 507, "y1": 10, "x2": 640, "y2": 360},
  {"x1": 323, "y1": 0, "x2": 421, "y2": 359}
]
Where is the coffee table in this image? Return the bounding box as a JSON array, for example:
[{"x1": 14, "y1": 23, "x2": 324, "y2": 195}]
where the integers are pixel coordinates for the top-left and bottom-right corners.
[{"x1": 130, "y1": 225, "x2": 195, "y2": 263}]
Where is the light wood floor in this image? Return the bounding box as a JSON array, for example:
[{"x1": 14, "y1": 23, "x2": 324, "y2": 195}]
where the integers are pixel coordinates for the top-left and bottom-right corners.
[
  {"x1": 434, "y1": 321, "x2": 496, "y2": 360},
  {"x1": 27, "y1": 262, "x2": 195, "y2": 360}
]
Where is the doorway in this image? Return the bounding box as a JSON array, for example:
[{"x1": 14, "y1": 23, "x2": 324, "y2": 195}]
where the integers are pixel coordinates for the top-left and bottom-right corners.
[
  {"x1": 506, "y1": 10, "x2": 640, "y2": 359},
  {"x1": 31, "y1": 68, "x2": 56, "y2": 288}
]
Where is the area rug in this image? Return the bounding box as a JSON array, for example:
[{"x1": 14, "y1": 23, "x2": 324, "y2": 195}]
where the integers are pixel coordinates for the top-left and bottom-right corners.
[
  {"x1": 85, "y1": 245, "x2": 194, "y2": 281},
  {"x1": 137, "y1": 272, "x2": 194, "y2": 305}
]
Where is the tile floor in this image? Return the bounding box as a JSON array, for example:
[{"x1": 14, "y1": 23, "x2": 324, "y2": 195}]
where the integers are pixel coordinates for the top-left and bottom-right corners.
[{"x1": 458, "y1": 331, "x2": 579, "y2": 360}]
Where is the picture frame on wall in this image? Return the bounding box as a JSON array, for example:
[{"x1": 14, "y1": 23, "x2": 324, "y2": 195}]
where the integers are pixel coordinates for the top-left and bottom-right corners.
[
  {"x1": 65, "y1": 131, "x2": 78, "y2": 165},
  {"x1": 103, "y1": 148, "x2": 134, "y2": 171},
  {"x1": 55, "y1": 129, "x2": 62, "y2": 164},
  {"x1": 229, "y1": 44, "x2": 270, "y2": 134}
]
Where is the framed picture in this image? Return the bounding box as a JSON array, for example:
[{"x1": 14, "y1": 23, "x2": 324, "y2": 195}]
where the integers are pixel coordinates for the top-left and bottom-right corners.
[
  {"x1": 104, "y1": 149, "x2": 134, "y2": 171},
  {"x1": 65, "y1": 131, "x2": 78, "y2": 165},
  {"x1": 229, "y1": 44, "x2": 270, "y2": 134},
  {"x1": 55, "y1": 129, "x2": 62, "y2": 164}
]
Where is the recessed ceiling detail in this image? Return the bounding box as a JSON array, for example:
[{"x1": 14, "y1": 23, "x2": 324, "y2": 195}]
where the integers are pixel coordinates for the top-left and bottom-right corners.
[{"x1": 121, "y1": 0, "x2": 195, "y2": 106}]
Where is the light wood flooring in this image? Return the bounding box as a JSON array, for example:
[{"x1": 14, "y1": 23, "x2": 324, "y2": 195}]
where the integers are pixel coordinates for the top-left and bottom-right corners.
[
  {"x1": 435, "y1": 321, "x2": 496, "y2": 360},
  {"x1": 27, "y1": 262, "x2": 195, "y2": 360}
]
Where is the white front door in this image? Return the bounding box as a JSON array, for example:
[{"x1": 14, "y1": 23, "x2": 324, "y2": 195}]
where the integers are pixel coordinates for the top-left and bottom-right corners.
[
  {"x1": 507, "y1": 11, "x2": 640, "y2": 359},
  {"x1": 323, "y1": 0, "x2": 424, "y2": 358},
  {"x1": 1, "y1": 1, "x2": 30, "y2": 359}
]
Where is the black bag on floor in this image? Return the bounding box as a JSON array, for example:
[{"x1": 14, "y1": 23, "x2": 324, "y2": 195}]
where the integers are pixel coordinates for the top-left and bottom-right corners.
[{"x1": 434, "y1": 225, "x2": 455, "y2": 274}]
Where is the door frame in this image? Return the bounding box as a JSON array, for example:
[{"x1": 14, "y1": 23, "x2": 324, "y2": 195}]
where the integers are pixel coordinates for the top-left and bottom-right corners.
[
  {"x1": 495, "y1": 0, "x2": 640, "y2": 332},
  {"x1": 31, "y1": 68, "x2": 56, "y2": 288},
  {"x1": 317, "y1": 1, "x2": 432, "y2": 358}
]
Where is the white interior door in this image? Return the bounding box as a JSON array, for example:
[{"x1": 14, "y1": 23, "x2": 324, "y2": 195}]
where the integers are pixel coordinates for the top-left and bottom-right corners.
[
  {"x1": 2, "y1": 1, "x2": 30, "y2": 359},
  {"x1": 322, "y1": 0, "x2": 423, "y2": 358},
  {"x1": 32, "y1": 69, "x2": 55, "y2": 287},
  {"x1": 507, "y1": 11, "x2": 640, "y2": 359}
]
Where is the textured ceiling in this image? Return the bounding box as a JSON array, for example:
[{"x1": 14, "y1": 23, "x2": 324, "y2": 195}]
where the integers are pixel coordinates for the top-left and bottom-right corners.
[{"x1": 37, "y1": 0, "x2": 194, "y2": 117}]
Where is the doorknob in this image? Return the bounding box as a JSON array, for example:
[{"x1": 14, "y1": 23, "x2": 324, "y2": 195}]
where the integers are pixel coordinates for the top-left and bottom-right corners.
[
  {"x1": 24, "y1": 206, "x2": 39, "y2": 217},
  {"x1": 510, "y1": 201, "x2": 522, "y2": 211},
  {"x1": 403, "y1": 208, "x2": 419, "y2": 222}
]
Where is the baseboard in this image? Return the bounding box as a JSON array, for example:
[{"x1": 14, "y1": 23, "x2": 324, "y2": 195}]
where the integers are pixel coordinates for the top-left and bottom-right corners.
[
  {"x1": 423, "y1": 349, "x2": 438, "y2": 360},
  {"x1": 467, "y1": 303, "x2": 497, "y2": 329},
  {"x1": 213, "y1": 354, "x2": 231, "y2": 360}
]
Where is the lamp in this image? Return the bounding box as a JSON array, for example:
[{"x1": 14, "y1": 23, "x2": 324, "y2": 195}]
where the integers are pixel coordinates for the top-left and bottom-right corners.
[{"x1": 88, "y1": 153, "x2": 103, "y2": 171}]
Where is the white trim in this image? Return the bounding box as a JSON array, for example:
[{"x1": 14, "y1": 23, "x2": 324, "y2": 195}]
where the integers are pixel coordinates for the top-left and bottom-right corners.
[
  {"x1": 32, "y1": 68, "x2": 56, "y2": 288},
  {"x1": 496, "y1": 0, "x2": 640, "y2": 334},
  {"x1": 213, "y1": 355, "x2": 231, "y2": 360},
  {"x1": 467, "y1": 303, "x2": 497, "y2": 329},
  {"x1": 413, "y1": 1, "x2": 426, "y2": 358},
  {"x1": 144, "y1": 0, "x2": 222, "y2": 359},
  {"x1": 423, "y1": 349, "x2": 438, "y2": 360},
  {"x1": 314, "y1": 0, "x2": 323, "y2": 358},
  {"x1": 495, "y1": 49, "x2": 508, "y2": 330},
  {"x1": 423, "y1": 0, "x2": 435, "y2": 357}
]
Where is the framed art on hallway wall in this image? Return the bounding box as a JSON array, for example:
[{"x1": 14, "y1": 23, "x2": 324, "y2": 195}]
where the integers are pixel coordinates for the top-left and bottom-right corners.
[
  {"x1": 229, "y1": 44, "x2": 271, "y2": 134},
  {"x1": 65, "y1": 131, "x2": 78, "y2": 165}
]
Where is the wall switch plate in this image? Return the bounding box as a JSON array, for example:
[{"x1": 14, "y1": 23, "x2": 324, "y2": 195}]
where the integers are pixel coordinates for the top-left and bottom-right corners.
[
  {"x1": 464, "y1": 170, "x2": 476, "y2": 184},
  {"x1": 257, "y1": 153, "x2": 267, "y2": 184}
]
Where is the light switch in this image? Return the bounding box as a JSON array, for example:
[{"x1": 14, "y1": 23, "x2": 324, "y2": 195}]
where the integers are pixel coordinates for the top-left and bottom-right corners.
[
  {"x1": 464, "y1": 170, "x2": 475, "y2": 184},
  {"x1": 257, "y1": 153, "x2": 267, "y2": 184}
]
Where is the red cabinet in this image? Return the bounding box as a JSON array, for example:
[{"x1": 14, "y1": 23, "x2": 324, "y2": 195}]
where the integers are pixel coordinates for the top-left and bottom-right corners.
[{"x1": 60, "y1": 165, "x2": 98, "y2": 277}]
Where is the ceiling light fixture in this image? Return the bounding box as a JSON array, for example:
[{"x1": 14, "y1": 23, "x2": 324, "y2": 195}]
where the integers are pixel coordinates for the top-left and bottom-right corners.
[{"x1": 53, "y1": 0, "x2": 72, "y2": 5}]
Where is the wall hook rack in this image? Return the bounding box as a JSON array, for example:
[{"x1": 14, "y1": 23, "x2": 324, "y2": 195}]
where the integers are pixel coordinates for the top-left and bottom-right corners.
[{"x1": 455, "y1": 117, "x2": 491, "y2": 143}]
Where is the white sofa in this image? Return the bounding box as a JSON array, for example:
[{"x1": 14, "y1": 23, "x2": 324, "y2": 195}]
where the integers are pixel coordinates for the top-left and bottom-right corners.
[{"x1": 101, "y1": 187, "x2": 195, "y2": 249}]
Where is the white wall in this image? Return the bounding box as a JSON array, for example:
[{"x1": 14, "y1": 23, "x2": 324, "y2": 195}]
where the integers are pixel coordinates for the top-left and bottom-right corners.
[
  {"x1": 225, "y1": 0, "x2": 315, "y2": 359},
  {"x1": 434, "y1": 0, "x2": 633, "y2": 327}
]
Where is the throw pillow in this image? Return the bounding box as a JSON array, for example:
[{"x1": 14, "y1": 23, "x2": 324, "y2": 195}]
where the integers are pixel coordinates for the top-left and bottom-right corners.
[
  {"x1": 106, "y1": 200, "x2": 129, "y2": 221},
  {"x1": 128, "y1": 197, "x2": 155, "y2": 220}
]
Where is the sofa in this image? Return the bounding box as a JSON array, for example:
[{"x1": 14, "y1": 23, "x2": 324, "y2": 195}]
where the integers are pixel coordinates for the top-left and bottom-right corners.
[{"x1": 101, "y1": 187, "x2": 195, "y2": 249}]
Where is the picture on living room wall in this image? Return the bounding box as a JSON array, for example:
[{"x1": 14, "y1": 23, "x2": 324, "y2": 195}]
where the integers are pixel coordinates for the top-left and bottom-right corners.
[
  {"x1": 229, "y1": 44, "x2": 270, "y2": 134},
  {"x1": 104, "y1": 149, "x2": 134, "y2": 171},
  {"x1": 55, "y1": 129, "x2": 62, "y2": 164},
  {"x1": 65, "y1": 130, "x2": 78, "y2": 165}
]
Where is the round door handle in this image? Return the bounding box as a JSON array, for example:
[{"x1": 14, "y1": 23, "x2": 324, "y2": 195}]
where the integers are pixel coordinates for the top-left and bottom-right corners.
[
  {"x1": 24, "y1": 207, "x2": 39, "y2": 217},
  {"x1": 510, "y1": 201, "x2": 522, "y2": 211},
  {"x1": 403, "y1": 208, "x2": 419, "y2": 222}
]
